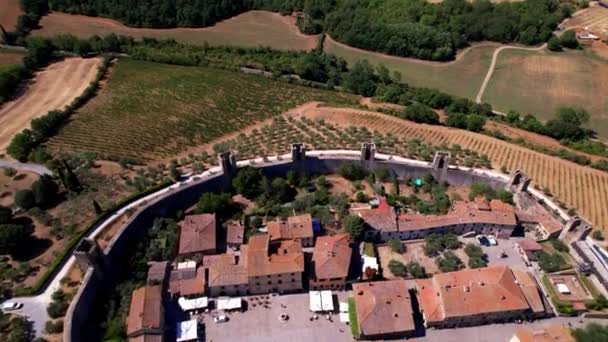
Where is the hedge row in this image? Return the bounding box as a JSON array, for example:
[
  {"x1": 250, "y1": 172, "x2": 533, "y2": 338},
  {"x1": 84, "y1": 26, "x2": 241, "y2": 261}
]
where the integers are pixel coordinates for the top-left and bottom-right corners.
[{"x1": 7, "y1": 56, "x2": 111, "y2": 161}]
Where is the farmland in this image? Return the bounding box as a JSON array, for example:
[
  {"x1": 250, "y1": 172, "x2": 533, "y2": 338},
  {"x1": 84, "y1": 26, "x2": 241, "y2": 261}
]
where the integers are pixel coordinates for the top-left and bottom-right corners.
[
  {"x1": 210, "y1": 104, "x2": 608, "y2": 232},
  {"x1": 324, "y1": 36, "x2": 496, "y2": 100},
  {"x1": 47, "y1": 59, "x2": 356, "y2": 161},
  {"x1": 564, "y1": 6, "x2": 608, "y2": 39},
  {"x1": 32, "y1": 10, "x2": 317, "y2": 51},
  {"x1": 483, "y1": 48, "x2": 608, "y2": 138},
  {"x1": 0, "y1": 57, "x2": 102, "y2": 152},
  {"x1": 289, "y1": 106, "x2": 608, "y2": 232},
  {"x1": 0, "y1": 0, "x2": 21, "y2": 31},
  {"x1": 0, "y1": 49, "x2": 25, "y2": 65}
]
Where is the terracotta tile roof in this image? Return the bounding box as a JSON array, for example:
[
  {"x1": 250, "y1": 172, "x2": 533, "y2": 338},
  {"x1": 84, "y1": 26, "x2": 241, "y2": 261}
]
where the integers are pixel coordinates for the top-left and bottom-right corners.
[
  {"x1": 268, "y1": 214, "x2": 314, "y2": 241},
  {"x1": 474, "y1": 196, "x2": 491, "y2": 211},
  {"x1": 179, "y1": 214, "x2": 216, "y2": 254},
  {"x1": 514, "y1": 325, "x2": 574, "y2": 342},
  {"x1": 516, "y1": 193, "x2": 564, "y2": 235},
  {"x1": 518, "y1": 238, "x2": 543, "y2": 252},
  {"x1": 352, "y1": 280, "x2": 415, "y2": 337},
  {"x1": 246, "y1": 235, "x2": 304, "y2": 277},
  {"x1": 126, "y1": 285, "x2": 163, "y2": 336},
  {"x1": 226, "y1": 222, "x2": 244, "y2": 246},
  {"x1": 147, "y1": 261, "x2": 168, "y2": 284},
  {"x1": 169, "y1": 266, "x2": 205, "y2": 297},
  {"x1": 512, "y1": 270, "x2": 545, "y2": 313},
  {"x1": 312, "y1": 234, "x2": 352, "y2": 280},
  {"x1": 178, "y1": 214, "x2": 216, "y2": 255},
  {"x1": 359, "y1": 199, "x2": 516, "y2": 233},
  {"x1": 207, "y1": 254, "x2": 248, "y2": 287},
  {"x1": 416, "y1": 266, "x2": 542, "y2": 324}
]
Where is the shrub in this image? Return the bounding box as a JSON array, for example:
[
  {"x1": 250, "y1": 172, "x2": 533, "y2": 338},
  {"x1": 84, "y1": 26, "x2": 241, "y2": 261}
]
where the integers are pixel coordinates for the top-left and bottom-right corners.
[
  {"x1": 436, "y1": 251, "x2": 464, "y2": 272},
  {"x1": 536, "y1": 250, "x2": 566, "y2": 273},
  {"x1": 343, "y1": 215, "x2": 365, "y2": 241},
  {"x1": 14, "y1": 189, "x2": 35, "y2": 209},
  {"x1": 45, "y1": 320, "x2": 64, "y2": 334},
  {"x1": 551, "y1": 239, "x2": 569, "y2": 253},
  {"x1": 592, "y1": 230, "x2": 605, "y2": 241},
  {"x1": 388, "y1": 259, "x2": 408, "y2": 277},
  {"x1": 388, "y1": 239, "x2": 404, "y2": 253},
  {"x1": 406, "y1": 262, "x2": 427, "y2": 278},
  {"x1": 560, "y1": 30, "x2": 579, "y2": 49},
  {"x1": 355, "y1": 191, "x2": 369, "y2": 203},
  {"x1": 402, "y1": 103, "x2": 439, "y2": 124},
  {"x1": 338, "y1": 162, "x2": 368, "y2": 181},
  {"x1": 46, "y1": 300, "x2": 68, "y2": 319},
  {"x1": 547, "y1": 35, "x2": 562, "y2": 51}
]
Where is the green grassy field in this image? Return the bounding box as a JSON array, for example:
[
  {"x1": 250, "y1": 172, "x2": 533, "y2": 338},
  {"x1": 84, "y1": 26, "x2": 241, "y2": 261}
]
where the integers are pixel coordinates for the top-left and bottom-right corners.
[
  {"x1": 324, "y1": 37, "x2": 497, "y2": 100},
  {"x1": 47, "y1": 58, "x2": 357, "y2": 161},
  {"x1": 484, "y1": 48, "x2": 608, "y2": 138}
]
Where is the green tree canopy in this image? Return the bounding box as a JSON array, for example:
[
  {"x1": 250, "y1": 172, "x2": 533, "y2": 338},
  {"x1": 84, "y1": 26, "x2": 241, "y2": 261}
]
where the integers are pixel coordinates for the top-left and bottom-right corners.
[{"x1": 343, "y1": 215, "x2": 365, "y2": 241}]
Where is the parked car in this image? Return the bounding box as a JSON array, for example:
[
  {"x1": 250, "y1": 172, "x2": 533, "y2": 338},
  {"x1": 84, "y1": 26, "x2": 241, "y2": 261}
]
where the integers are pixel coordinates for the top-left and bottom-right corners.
[
  {"x1": 476, "y1": 235, "x2": 489, "y2": 246},
  {"x1": 1, "y1": 302, "x2": 22, "y2": 311},
  {"x1": 488, "y1": 235, "x2": 498, "y2": 246},
  {"x1": 214, "y1": 315, "x2": 228, "y2": 323}
]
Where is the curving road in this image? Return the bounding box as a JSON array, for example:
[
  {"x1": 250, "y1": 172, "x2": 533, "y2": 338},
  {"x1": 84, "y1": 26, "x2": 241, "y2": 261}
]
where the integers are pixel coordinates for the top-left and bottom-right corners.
[{"x1": 475, "y1": 44, "x2": 547, "y2": 104}]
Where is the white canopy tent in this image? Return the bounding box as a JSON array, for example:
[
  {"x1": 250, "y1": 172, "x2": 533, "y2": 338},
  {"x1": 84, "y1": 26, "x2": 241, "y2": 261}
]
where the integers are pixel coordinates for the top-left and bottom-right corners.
[
  {"x1": 178, "y1": 296, "x2": 208, "y2": 312},
  {"x1": 339, "y1": 312, "x2": 350, "y2": 323},
  {"x1": 309, "y1": 290, "x2": 334, "y2": 312},
  {"x1": 176, "y1": 319, "x2": 198, "y2": 342},
  {"x1": 339, "y1": 301, "x2": 349, "y2": 313},
  {"x1": 217, "y1": 297, "x2": 242, "y2": 311}
]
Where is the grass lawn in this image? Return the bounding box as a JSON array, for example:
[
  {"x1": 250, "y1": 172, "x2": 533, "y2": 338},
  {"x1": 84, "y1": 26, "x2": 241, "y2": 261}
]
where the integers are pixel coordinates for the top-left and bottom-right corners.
[
  {"x1": 47, "y1": 58, "x2": 356, "y2": 161},
  {"x1": 363, "y1": 242, "x2": 376, "y2": 257},
  {"x1": 324, "y1": 37, "x2": 497, "y2": 100},
  {"x1": 484, "y1": 48, "x2": 608, "y2": 138},
  {"x1": 348, "y1": 297, "x2": 360, "y2": 339}
]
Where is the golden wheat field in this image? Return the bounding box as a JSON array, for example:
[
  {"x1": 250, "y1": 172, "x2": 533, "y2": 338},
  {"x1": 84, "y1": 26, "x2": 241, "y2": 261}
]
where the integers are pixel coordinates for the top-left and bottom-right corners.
[{"x1": 296, "y1": 106, "x2": 608, "y2": 231}]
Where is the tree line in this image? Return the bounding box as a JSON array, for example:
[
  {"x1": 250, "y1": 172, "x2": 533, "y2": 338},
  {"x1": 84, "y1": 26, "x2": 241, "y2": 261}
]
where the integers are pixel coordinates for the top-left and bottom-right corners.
[{"x1": 43, "y1": 0, "x2": 571, "y2": 61}]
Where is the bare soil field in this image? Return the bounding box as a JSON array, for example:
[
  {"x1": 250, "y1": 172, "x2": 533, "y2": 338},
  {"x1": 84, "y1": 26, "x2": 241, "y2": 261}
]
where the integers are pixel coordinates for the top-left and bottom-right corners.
[
  {"x1": 324, "y1": 35, "x2": 498, "y2": 100},
  {"x1": 0, "y1": 57, "x2": 102, "y2": 152},
  {"x1": 0, "y1": 0, "x2": 21, "y2": 31},
  {"x1": 0, "y1": 49, "x2": 25, "y2": 65},
  {"x1": 33, "y1": 10, "x2": 317, "y2": 51},
  {"x1": 293, "y1": 105, "x2": 608, "y2": 232},
  {"x1": 484, "y1": 48, "x2": 608, "y2": 138}
]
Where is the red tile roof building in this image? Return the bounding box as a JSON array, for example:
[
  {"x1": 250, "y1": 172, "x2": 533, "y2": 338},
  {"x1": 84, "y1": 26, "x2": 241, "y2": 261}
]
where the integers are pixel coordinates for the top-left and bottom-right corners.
[
  {"x1": 226, "y1": 221, "x2": 244, "y2": 249},
  {"x1": 168, "y1": 265, "x2": 205, "y2": 298},
  {"x1": 511, "y1": 325, "x2": 574, "y2": 342},
  {"x1": 206, "y1": 254, "x2": 248, "y2": 297},
  {"x1": 358, "y1": 198, "x2": 517, "y2": 242},
  {"x1": 126, "y1": 285, "x2": 164, "y2": 340},
  {"x1": 178, "y1": 214, "x2": 217, "y2": 256},
  {"x1": 416, "y1": 266, "x2": 545, "y2": 328},
  {"x1": 310, "y1": 233, "x2": 352, "y2": 290},
  {"x1": 352, "y1": 279, "x2": 415, "y2": 339},
  {"x1": 517, "y1": 238, "x2": 544, "y2": 263},
  {"x1": 246, "y1": 235, "x2": 305, "y2": 294},
  {"x1": 267, "y1": 214, "x2": 314, "y2": 247}
]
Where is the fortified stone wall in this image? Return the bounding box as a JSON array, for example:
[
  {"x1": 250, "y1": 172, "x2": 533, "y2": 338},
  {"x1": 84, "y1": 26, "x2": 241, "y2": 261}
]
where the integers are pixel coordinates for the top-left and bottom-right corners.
[{"x1": 64, "y1": 150, "x2": 513, "y2": 341}]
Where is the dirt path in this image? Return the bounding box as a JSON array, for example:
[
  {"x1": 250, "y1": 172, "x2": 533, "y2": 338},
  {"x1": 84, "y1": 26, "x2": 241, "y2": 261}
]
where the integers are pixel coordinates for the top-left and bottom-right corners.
[
  {"x1": 324, "y1": 35, "x2": 501, "y2": 67},
  {"x1": 475, "y1": 44, "x2": 547, "y2": 104},
  {"x1": 0, "y1": 57, "x2": 102, "y2": 152}
]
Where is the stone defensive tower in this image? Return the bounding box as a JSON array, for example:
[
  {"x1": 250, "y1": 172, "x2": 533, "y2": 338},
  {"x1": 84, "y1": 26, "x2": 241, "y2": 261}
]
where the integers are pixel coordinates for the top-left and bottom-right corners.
[
  {"x1": 360, "y1": 143, "x2": 376, "y2": 168},
  {"x1": 218, "y1": 151, "x2": 237, "y2": 178},
  {"x1": 508, "y1": 170, "x2": 531, "y2": 193},
  {"x1": 291, "y1": 143, "x2": 306, "y2": 162},
  {"x1": 432, "y1": 151, "x2": 451, "y2": 182},
  {"x1": 74, "y1": 238, "x2": 107, "y2": 276}
]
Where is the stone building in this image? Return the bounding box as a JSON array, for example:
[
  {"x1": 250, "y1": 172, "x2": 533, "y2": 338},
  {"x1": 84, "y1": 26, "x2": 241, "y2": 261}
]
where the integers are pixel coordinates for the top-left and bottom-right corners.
[
  {"x1": 351, "y1": 279, "x2": 415, "y2": 340},
  {"x1": 126, "y1": 285, "x2": 164, "y2": 341},
  {"x1": 309, "y1": 233, "x2": 352, "y2": 290},
  {"x1": 416, "y1": 266, "x2": 545, "y2": 328},
  {"x1": 206, "y1": 254, "x2": 248, "y2": 297},
  {"x1": 246, "y1": 234, "x2": 305, "y2": 294},
  {"x1": 267, "y1": 214, "x2": 314, "y2": 247},
  {"x1": 178, "y1": 214, "x2": 217, "y2": 256},
  {"x1": 359, "y1": 197, "x2": 517, "y2": 242}
]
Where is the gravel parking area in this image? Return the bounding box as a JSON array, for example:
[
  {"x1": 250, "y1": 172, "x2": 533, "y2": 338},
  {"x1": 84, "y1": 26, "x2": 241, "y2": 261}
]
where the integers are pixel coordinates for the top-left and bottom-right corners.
[{"x1": 203, "y1": 292, "x2": 354, "y2": 342}]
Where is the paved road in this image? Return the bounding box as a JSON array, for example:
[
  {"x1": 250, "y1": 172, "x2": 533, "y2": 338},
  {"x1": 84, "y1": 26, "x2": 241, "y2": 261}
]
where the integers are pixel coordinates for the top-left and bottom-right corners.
[
  {"x1": 0, "y1": 159, "x2": 52, "y2": 175},
  {"x1": 475, "y1": 44, "x2": 547, "y2": 104}
]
